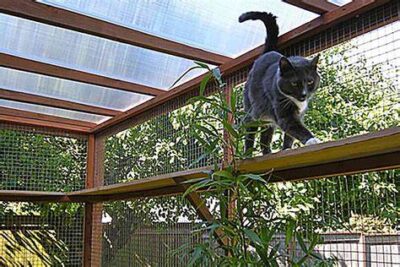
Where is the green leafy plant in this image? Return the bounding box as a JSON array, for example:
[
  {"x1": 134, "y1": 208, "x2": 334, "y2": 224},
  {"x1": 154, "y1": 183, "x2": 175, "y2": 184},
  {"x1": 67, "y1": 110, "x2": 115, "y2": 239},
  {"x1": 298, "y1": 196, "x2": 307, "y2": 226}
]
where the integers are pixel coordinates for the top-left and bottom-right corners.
[{"x1": 175, "y1": 63, "x2": 334, "y2": 266}]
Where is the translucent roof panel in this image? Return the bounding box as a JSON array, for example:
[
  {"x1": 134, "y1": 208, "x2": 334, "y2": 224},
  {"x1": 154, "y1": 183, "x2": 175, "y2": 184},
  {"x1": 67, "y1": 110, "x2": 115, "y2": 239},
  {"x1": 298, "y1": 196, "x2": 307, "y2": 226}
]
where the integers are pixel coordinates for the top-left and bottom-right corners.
[
  {"x1": 0, "y1": 68, "x2": 152, "y2": 111},
  {"x1": 0, "y1": 14, "x2": 209, "y2": 90},
  {"x1": 0, "y1": 99, "x2": 109, "y2": 123},
  {"x1": 38, "y1": 0, "x2": 318, "y2": 57},
  {"x1": 329, "y1": 0, "x2": 352, "y2": 5}
]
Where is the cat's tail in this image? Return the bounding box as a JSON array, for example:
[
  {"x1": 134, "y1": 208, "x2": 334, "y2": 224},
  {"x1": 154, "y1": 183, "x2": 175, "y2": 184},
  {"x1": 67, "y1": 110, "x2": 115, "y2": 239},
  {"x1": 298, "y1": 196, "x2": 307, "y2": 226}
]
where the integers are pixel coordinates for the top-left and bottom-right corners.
[{"x1": 239, "y1": 12, "x2": 279, "y2": 53}]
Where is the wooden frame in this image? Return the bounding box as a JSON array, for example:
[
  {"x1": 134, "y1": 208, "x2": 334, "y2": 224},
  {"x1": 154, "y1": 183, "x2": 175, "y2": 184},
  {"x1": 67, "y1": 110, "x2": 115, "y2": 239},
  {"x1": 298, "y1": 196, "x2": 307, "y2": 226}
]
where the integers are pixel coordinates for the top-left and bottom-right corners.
[
  {"x1": 0, "y1": 127, "x2": 400, "y2": 202},
  {"x1": 0, "y1": 0, "x2": 390, "y2": 132},
  {"x1": 92, "y1": 0, "x2": 390, "y2": 135},
  {"x1": 1, "y1": 127, "x2": 399, "y2": 203},
  {"x1": 73, "y1": 127, "x2": 400, "y2": 199},
  {"x1": 0, "y1": 106, "x2": 95, "y2": 133},
  {"x1": 0, "y1": 0, "x2": 398, "y2": 263},
  {"x1": 0, "y1": 0, "x2": 231, "y2": 65},
  {"x1": 283, "y1": 0, "x2": 339, "y2": 14},
  {"x1": 0, "y1": 88, "x2": 120, "y2": 117},
  {"x1": 0, "y1": 53, "x2": 165, "y2": 96},
  {"x1": 83, "y1": 134, "x2": 104, "y2": 267}
]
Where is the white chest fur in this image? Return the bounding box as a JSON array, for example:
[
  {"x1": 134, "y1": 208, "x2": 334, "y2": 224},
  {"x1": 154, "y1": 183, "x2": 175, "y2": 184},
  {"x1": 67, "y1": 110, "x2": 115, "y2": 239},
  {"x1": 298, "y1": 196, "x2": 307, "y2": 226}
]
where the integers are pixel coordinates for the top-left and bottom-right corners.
[{"x1": 287, "y1": 96, "x2": 308, "y2": 114}]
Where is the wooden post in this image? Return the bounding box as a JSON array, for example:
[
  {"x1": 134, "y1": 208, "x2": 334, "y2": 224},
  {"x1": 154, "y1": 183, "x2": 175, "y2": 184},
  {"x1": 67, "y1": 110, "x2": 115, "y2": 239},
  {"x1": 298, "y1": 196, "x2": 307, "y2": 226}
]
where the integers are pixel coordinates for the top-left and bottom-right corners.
[
  {"x1": 222, "y1": 81, "x2": 236, "y2": 252},
  {"x1": 83, "y1": 134, "x2": 105, "y2": 267}
]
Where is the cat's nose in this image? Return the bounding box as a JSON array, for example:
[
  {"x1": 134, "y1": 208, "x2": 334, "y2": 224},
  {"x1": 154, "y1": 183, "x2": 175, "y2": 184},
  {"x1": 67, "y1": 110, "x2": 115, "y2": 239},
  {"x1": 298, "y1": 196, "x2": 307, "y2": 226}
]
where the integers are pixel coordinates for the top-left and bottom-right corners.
[{"x1": 299, "y1": 93, "x2": 307, "y2": 101}]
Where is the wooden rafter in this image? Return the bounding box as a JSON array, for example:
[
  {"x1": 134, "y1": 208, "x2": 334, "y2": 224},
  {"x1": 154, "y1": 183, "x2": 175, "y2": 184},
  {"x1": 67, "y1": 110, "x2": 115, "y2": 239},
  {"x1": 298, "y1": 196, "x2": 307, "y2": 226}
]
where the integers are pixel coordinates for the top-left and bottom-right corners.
[
  {"x1": 0, "y1": 53, "x2": 164, "y2": 96},
  {"x1": 283, "y1": 0, "x2": 339, "y2": 14},
  {"x1": 0, "y1": 106, "x2": 96, "y2": 132},
  {"x1": 0, "y1": 0, "x2": 231, "y2": 65},
  {"x1": 92, "y1": 0, "x2": 390, "y2": 134},
  {"x1": 0, "y1": 114, "x2": 91, "y2": 133},
  {"x1": 0, "y1": 88, "x2": 120, "y2": 117}
]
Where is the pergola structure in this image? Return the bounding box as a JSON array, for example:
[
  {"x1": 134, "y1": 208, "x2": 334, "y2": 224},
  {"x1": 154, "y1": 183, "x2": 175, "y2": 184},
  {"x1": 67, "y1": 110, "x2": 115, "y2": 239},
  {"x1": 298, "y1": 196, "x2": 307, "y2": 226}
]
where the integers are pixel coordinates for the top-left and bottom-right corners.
[{"x1": 0, "y1": 0, "x2": 399, "y2": 266}]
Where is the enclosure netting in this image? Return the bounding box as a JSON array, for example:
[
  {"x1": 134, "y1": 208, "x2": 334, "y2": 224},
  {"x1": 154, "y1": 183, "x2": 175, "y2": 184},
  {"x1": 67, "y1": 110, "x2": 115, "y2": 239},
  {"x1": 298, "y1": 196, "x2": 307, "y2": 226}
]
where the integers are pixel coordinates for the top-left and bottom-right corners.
[
  {"x1": 0, "y1": 0, "x2": 399, "y2": 266},
  {"x1": 278, "y1": 170, "x2": 400, "y2": 266},
  {"x1": 101, "y1": 196, "x2": 206, "y2": 267},
  {"x1": 0, "y1": 202, "x2": 84, "y2": 266},
  {"x1": 0, "y1": 123, "x2": 87, "y2": 192},
  {"x1": 104, "y1": 0, "x2": 399, "y2": 183},
  {"x1": 96, "y1": 170, "x2": 399, "y2": 266},
  {"x1": 97, "y1": 1, "x2": 400, "y2": 266}
]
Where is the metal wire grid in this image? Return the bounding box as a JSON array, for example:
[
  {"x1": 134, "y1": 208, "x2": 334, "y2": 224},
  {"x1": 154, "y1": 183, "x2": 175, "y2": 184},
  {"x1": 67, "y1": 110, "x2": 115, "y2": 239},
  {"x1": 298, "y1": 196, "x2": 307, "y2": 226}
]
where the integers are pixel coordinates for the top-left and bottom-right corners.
[
  {"x1": 269, "y1": 169, "x2": 400, "y2": 266},
  {"x1": 0, "y1": 201, "x2": 84, "y2": 267},
  {"x1": 103, "y1": 82, "x2": 223, "y2": 185},
  {"x1": 102, "y1": 0, "x2": 399, "y2": 186},
  {"x1": 101, "y1": 196, "x2": 205, "y2": 267},
  {"x1": 281, "y1": 0, "x2": 400, "y2": 58},
  {"x1": 0, "y1": 123, "x2": 87, "y2": 192}
]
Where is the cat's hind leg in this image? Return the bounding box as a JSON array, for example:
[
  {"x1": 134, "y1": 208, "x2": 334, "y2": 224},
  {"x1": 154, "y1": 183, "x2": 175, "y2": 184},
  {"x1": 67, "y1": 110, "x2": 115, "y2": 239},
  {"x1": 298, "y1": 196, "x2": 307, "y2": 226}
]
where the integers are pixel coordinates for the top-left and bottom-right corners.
[
  {"x1": 260, "y1": 125, "x2": 275, "y2": 155},
  {"x1": 245, "y1": 126, "x2": 258, "y2": 156}
]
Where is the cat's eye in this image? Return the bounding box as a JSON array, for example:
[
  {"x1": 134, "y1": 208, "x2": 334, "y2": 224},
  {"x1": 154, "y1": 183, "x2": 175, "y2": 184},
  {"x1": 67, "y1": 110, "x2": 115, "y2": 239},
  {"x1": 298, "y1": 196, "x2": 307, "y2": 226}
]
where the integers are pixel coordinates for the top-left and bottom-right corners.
[
  {"x1": 291, "y1": 82, "x2": 299, "y2": 87},
  {"x1": 307, "y1": 80, "x2": 314, "y2": 86}
]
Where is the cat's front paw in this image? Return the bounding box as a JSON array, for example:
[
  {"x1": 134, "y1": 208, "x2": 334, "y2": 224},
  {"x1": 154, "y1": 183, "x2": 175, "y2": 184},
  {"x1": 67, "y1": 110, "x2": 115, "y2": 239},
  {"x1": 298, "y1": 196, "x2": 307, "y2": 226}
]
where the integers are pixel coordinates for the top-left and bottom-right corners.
[{"x1": 305, "y1": 137, "x2": 321, "y2": 146}]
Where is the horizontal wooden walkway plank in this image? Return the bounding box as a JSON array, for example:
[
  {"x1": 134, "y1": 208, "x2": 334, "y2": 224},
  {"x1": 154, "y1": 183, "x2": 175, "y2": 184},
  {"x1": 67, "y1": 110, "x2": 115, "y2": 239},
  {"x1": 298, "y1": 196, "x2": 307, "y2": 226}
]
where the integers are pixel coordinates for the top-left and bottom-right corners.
[
  {"x1": 70, "y1": 127, "x2": 400, "y2": 201},
  {"x1": 1, "y1": 128, "x2": 398, "y2": 202},
  {"x1": 0, "y1": 190, "x2": 70, "y2": 202},
  {"x1": 239, "y1": 127, "x2": 400, "y2": 174}
]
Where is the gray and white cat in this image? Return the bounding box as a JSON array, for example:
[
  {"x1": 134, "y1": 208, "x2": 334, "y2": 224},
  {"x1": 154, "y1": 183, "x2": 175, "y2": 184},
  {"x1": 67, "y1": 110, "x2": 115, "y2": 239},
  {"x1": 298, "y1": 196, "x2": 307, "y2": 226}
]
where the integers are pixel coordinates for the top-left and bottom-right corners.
[{"x1": 239, "y1": 11, "x2": 321, "y2": 155}]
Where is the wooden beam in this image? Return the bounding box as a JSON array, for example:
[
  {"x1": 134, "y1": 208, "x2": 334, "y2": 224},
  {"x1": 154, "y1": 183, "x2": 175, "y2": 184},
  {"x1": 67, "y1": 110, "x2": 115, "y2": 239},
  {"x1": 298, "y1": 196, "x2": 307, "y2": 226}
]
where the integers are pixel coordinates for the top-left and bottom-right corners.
[
  {"x1": 0, "y1": 88, "x2": 120, "y2": 117},
  {"x1": 271, "y1": 151, "x2": 400, "y2": 182},
  {"x1": 1, "y1": 128, "x2": 398, "y2": 203},
  {"x1": 0, "y1": 53, "x2": 164, "y2": 96},
  {"x1": 83, "y1": 134, "x2": 96, "y2": 267},
  {"x1": 92, "y1": 0, "x2": 390, "y2": 134},
  {"x1": 70, "y1": 127, "x2": 400, "y2": 200},
  {"x1": 84, "y1": 134, "x2": 104, "y2": 267},
  {"x1": 174, "y1": 177, "x2": 228, "y2": 247},
  {"x1": 0, "y1": 0, "x2": 231, "y2": 65},
  {"x1": 0, "y1": 114, "x2": 91, "y2": 133},
  {"x1": 238, "y1": 127, "x2": 400, "y2": 174},
  {"x1": 0, "y1": 190, "x2": 71, "y2": 202},
  {"x1": 86, "y1": 135, "x2": 96, "y2": 188},
  {"x1": 220, "y1": 0, "x2": 392, "y2": 75},
  {"x1": 70, "y1": 167, "x2": 209, "y2": 197},
  {"x1": 283, "y1": 0, "x2": 339, "y2": 14},
  {"x1": 0, "y1": 106, "x2": 97, "y2": 129}
]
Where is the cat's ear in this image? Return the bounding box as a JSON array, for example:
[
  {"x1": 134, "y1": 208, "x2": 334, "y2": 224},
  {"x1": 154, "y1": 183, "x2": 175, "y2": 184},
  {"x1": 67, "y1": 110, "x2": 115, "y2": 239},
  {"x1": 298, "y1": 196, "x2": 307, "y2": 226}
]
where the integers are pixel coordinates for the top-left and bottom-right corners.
[
  {"x1": 279, "y1": 57, "x2": 294, "y2": 75},
  {"x1": 310, "y1": 54, "x2": 320, "y2": 70}
]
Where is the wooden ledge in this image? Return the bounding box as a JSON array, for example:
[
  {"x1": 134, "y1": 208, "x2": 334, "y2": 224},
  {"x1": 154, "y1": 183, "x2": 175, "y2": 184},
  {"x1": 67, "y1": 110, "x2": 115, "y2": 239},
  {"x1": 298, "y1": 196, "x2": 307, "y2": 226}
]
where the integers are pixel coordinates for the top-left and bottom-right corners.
[
  {"x1": 1, "y1": 127, "x2": 399, "y2": 202},
  {"x1": 70, "y1": 127, "x2": 400, "y2": 201}
]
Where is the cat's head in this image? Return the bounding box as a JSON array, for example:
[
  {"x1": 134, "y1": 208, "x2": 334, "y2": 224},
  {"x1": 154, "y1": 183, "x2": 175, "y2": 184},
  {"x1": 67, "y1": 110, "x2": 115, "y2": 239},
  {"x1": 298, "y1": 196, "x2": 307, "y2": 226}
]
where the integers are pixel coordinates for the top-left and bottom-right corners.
[{"x1": 277, "y1": 55, "x2": 320, "y2": 103}]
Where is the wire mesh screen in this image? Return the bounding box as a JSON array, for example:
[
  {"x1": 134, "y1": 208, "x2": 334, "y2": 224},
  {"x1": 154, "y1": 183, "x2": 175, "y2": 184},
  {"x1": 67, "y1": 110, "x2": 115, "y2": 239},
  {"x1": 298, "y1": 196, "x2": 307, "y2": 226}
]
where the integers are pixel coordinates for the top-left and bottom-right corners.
[
  {"x1": 267, "y1": 169, "x2": 400, "y2": 266},
  {"x1": 101, "y1": 196, "x2": 206, "y2": 266},
  {"x1": 0, "y1": 123, "x2": 87, "y2": 192},
  {"x1": 234, "y1": 6, "x2": 400, "y2": 155},
  {"x1": 102, "y1": 0, "x2": 399, "y2": 185},
  {"x1": 0, "y1": 201, "x2": 84, "y2": 266},
  {"x1": 104, "y1": 85, "x2": 223, "y2": 186}
]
